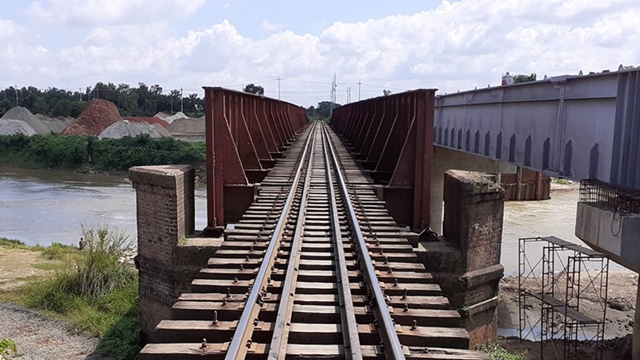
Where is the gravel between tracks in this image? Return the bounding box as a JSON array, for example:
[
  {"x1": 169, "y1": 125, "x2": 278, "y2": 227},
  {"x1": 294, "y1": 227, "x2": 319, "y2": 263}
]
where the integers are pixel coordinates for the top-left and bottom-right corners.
[{"x1": 0, "y1": 303, "x2": 110, "y2": 360}]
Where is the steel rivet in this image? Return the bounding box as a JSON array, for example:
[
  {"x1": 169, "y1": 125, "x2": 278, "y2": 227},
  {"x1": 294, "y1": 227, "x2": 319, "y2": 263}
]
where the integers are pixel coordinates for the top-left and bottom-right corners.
[
  {"x1": 245, "y1": 255, "x2": 250, "y2": 262},
  {"x1": 411, "y1": 320, "x2": 417, "y2": 330},
  {"x1": 404, "y1": 303, "x2": 409, "y2": 312},
  {"x1": 233, "y1": 277, "x2": 239, "y2": 283},
  {"x1": 393, "y1": 278, "x2": 398, "y2": 287},
  {"x1": 226, "y1": 287, "x2": 231, "y2": 297},
  {"x1": 212, "y1": 311, "x2": 219, "y2": 325},
  {"x1": 240, "y1": 264, "x2": 244, "y2": 271},
  {"x1": 222, "y1": 298, "x2": 227, "y2": 306},
  {"x1": 201, "y1": 338, "x2": 207, "y2": 348},
  {"x1": 387, "y1": 266, "x2": 393, "y2": 274},
  {"x1": 402, "y1": 288, "x2": 407, "y2": 300}
]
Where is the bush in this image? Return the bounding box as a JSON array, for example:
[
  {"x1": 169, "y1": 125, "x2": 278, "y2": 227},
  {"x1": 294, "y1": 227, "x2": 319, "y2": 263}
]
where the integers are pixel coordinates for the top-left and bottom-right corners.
[
  {"x1": 41, "y1": 242, "x2": 77, "y2": 261},
  {"x1": 477, "y1": 341, "x2": 527, "y2": 360},
  {"x1": 0, "y1": 338, "x2": 17, "y2": 360},
  {"x1": 0, "y1": 133, "x2": 206, "y2": 172},
  {"x1": 92, "y1": 135, "x2": 205, "y2": 170}
]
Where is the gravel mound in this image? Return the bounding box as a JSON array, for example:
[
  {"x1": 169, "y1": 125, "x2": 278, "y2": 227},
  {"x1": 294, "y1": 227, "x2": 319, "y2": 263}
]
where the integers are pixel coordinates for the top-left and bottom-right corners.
[
  {"x1": 152, "y1": 123, "x2": 172, "y2": 137},
  {"x1": 0, "y1": 303, "x2": 109, "y2": 359},
  {"x1": 1, "y1": 107, "x2": 50, "y2": 134},
  {"x1": 62, "y1": 99, "x2": 121, "y2": 136},
  {"x1": 125, "y1": 116, "x2": 169, "y2": 127},
  {"x1": 0, "y1": 119, "x2": 37, "y2": 136},
  {"x1": 166, "y1": 117, "x2": 205, "y2": 135},
  {"x1": 155, "y1": 111, "x2": 187, "y2": 124},
  {"x1": 98, "y1": 120, "x2": 167, "y2": 139},
  {"x1": 35, "y1": 114, "x2": 74, "y2": 134}
]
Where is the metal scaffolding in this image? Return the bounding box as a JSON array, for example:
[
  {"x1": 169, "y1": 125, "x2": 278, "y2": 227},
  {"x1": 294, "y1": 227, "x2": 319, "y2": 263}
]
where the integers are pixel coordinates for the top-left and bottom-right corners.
[{"x1": 519, "y1": 236, "x2": 609, "y2": 360}]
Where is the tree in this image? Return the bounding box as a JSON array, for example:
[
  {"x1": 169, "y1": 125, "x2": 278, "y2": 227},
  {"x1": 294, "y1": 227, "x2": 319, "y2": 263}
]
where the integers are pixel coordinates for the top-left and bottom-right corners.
[
  {"x1": 33, "y1": 97, "x2": 49, "y2": 115},
  {"x1": 383, "y1": 89, "x2": 392, "y2": 96},
  {"x1": 315, "y1": 101, "x2": 341, "y2": 119},
  {"x1": 243, "y1": 83, "x2": 265, "y2": 95},
  {"x1": 51, "y1": 99, "x2": 72, "y2": 117},
  {"x1": 513, "y1": 73, "x2": 537, "y2": 83}
]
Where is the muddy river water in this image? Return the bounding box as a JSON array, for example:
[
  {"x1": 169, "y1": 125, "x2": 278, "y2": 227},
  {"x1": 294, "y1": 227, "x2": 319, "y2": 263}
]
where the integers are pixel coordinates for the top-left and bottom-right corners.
[{"x1": 0, "y1": 167, "x2": 625, "y2": 275}]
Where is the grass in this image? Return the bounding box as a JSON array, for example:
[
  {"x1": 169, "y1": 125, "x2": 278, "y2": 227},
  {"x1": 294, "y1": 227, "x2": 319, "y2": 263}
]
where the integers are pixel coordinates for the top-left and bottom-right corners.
[
  {"x1": 0, "y1": 338, "x2": 17, "y2": 360},
  {"x1": 31, "y1": 263, "x2": 62, "y2": 271},
  {"x1": 477, "y1": 341, "x2": 527, "y2": 360},
  {"x1": 1, "y1": 226, "x2": 143, "y2": 359},
  {"x1": 0, "y1": 238, "x2": 32, "y2": 250}
]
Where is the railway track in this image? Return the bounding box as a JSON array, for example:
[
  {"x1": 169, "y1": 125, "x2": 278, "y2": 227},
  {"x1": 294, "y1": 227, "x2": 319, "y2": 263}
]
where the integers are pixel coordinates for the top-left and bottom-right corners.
[{"x1": 140, "y1": 122, "x2": 486, "y2": 359}]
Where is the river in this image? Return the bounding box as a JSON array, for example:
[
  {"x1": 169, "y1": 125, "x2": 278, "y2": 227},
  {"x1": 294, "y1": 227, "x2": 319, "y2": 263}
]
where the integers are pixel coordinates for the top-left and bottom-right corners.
[{"x1": 0, "y1": 167, "x2": 621, "y2": 275}]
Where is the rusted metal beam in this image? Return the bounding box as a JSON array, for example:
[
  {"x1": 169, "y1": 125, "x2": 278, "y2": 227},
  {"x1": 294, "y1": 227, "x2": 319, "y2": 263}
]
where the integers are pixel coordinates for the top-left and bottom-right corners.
[
  {"x1": 204, "y1": 87, "x2": 308, "y2": 232},
  {"x1": 330, "y1": 89, "x2": 436, "y2": 231}
]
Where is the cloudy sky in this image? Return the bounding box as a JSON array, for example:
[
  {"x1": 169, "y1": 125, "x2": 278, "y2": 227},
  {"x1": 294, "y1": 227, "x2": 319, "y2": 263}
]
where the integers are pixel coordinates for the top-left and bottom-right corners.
[{"x1": 1, "y1": 0, "x2": 639, "y2": 106}]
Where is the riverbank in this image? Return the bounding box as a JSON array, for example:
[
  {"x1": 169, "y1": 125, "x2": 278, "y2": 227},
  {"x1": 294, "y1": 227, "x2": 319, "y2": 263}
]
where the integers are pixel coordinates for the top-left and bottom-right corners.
[
  {"x1": 0, "y1": 235, "x2": 142, "y2": 360},
  {"x1": 0, "y1": 133, "x2": 205, "y2": 173}
]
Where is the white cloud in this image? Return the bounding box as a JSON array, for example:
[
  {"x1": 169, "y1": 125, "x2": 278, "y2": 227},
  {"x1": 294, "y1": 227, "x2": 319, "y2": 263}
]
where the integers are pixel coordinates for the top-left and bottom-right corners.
[
  {"x1": 26, "y1": 0, "x2": 206, "y2": 26},
  {"x1": 0, "y1": 19, "x2": 24, "y2": 41},
  {"x1": 4, "y1": 0, "x2": 640, "y2": 106},
  {"x1": 260, "y1": 20, "x2": 282, "y2": 31}
]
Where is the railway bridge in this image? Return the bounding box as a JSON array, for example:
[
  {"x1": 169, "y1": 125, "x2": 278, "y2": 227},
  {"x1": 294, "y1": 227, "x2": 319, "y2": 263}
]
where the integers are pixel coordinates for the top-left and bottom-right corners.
[{"x1": 130, "y1": 88, "x2": 506, "y2": 359}]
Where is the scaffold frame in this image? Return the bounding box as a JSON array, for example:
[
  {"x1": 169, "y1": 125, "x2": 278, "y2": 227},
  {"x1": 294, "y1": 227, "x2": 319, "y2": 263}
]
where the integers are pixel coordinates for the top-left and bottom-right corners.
[{"x1": 518, "y1": 236, "x2": 609, "y2": 360}]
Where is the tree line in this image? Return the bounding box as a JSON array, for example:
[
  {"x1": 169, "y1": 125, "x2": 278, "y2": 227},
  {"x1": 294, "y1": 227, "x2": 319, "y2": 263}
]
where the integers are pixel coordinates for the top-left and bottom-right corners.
[{"x1": 0, "y1": 82, "x2": 205, "y2": 119}]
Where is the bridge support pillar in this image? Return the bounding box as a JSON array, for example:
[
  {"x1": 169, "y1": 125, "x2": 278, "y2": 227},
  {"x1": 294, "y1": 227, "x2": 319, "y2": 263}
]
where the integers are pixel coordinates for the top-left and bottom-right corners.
[
  {"x1": 130, "y1": 165, "x2": 222, "y2": 341},
  {"x1": 418, "y1": 170, "x2": 505, "y2": 348},
  {"x1": 430, "y1": 147, "x2": 516, "y2": 234}
]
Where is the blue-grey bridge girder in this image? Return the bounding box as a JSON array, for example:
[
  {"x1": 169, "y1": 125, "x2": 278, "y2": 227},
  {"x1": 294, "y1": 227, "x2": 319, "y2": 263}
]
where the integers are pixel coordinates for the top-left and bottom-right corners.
[{"x1": 434, "y1": 69, "x2": 640, "y2": 189}]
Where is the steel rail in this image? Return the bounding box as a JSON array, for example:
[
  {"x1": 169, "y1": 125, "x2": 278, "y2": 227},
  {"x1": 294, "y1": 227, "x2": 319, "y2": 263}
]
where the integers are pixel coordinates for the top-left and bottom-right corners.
[
  {"x1": 321, "y1": 123, "x2": 406, "y2": 359},
  {"x1": 268, "y1": 124, "x2": 317, "y2": 359},
  {"x1": 321, "y1": 126, "x2": 363, "y2": 360},
  {"x1": 224, "y1": 123, "x2": 317, "y2": 360}
]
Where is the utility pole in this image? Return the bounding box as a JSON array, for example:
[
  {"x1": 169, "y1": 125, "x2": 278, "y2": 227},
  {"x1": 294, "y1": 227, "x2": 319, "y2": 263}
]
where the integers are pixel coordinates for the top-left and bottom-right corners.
[
  {"x1": 79, "y1": 87, "x2": 82, "y2": 101},
  {"x1": 278, "y1": 77, "x2": 281, "y2": 100},
  {"x1": 358, "y1": 80, "x2": 361, "y2": 101},
  {"x1": 15, "y1": 84, "x2": 18, "y2": 106},
  {"x1": 180, "y1": 87, "x2": 184, "y2": 113}
]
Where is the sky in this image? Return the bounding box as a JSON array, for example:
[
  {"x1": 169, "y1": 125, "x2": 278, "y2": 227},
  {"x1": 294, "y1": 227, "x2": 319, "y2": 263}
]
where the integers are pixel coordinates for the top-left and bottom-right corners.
[{"x1": 1, "y1": 0, "x2": 639, "y2": 106}]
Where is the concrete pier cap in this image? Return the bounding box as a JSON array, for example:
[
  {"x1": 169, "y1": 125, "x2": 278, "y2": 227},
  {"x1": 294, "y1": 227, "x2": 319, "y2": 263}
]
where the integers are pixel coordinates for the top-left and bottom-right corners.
[{"x1": 418, "y1": 169, "x2": 505, "y2": 348}]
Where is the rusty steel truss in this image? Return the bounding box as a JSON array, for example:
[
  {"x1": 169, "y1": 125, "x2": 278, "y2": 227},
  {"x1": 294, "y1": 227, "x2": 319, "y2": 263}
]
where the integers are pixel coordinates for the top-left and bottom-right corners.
[
  {"x1": 330, "y1": 89, "x2": 436, "y2": 231},
  {"x1": 203, "y1": 87, "x2": 308, "y2": 234}
]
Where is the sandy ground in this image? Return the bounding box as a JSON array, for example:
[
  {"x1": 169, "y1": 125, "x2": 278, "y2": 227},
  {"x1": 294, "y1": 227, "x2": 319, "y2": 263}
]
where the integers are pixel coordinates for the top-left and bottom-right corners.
[
  {"x1": 0, "y1": 248, "x2": 56, "y2": 291},
  {"x1": 499, "y1": 271, "x2": 636, "y2": 359}
]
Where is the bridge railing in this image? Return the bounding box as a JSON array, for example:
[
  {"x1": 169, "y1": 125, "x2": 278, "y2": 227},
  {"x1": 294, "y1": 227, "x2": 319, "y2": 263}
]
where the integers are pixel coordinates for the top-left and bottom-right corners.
[
  {"x1": 203, "y1": 87, "x2": 308, "y2": 233},
  {"x1": 330, "y1": 89, "x2": 436, "y2": 230}
]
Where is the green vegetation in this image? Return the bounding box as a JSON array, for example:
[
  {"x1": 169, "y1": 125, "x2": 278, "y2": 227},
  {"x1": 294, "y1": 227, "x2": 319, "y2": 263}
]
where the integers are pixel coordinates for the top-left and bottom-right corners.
[
  {"x1": 0, "y1": 133, "x2": 206, "y2": 171},
  {"x1": 243, "y1": 83, "x2": 265, "y2": 95},
  {"x1": 514, "y1": 73, "x2": 537, "y2": 83},
  {"x1": 0, "y1": 338, "x2": 17, "y2": 360},
  {"x1": 552, "y1": 177, "x2": 572, "y2": 185},
  {"x1": 1, "y1": 226, "x2": 142, "y2": 360},
  {"x1": 0, "y1": 83, "x2": 204, "y2": 118},
  {"x1": 477, "y1": 341, "x2": 527, "y2": 360},
  {"x1": 0, "y1": 238, "x2": 32, "y2": 250},
  {"x1": 306, "y1": 101, "x2": 341, "y2": 120}
]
